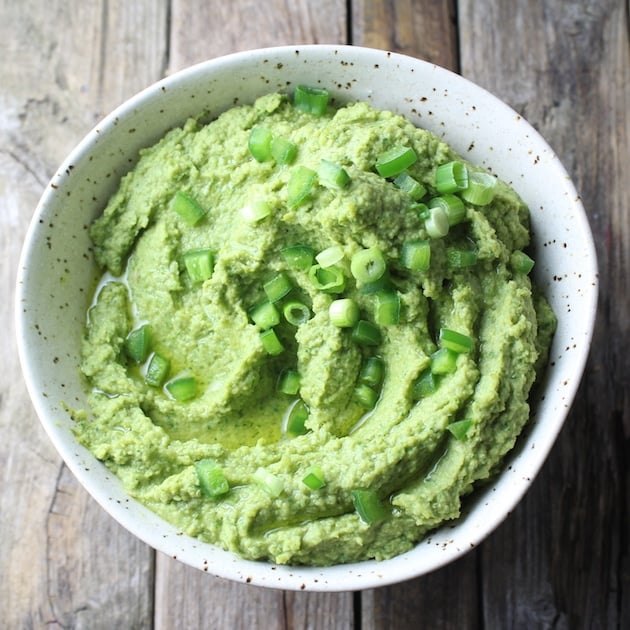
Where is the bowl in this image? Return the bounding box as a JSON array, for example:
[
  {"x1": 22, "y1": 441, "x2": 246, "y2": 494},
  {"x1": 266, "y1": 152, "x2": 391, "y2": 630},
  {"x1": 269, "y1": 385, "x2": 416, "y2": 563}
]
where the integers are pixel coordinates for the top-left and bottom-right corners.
[{"x1": 15, "y1": 45, "x2": 598, "y2": 591}]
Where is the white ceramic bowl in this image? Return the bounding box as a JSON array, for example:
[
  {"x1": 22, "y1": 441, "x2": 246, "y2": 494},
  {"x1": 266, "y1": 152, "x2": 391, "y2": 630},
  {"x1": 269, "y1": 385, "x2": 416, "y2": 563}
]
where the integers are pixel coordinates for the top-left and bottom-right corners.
[{"x1": 15, "y1": 45, "x2": 597, "y2": 591}]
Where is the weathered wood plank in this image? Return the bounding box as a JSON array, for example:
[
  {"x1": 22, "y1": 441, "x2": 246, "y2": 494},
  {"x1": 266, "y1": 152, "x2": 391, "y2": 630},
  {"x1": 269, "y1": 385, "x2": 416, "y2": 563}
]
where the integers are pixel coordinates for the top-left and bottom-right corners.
[
  {"x1": 153, "y1": 2, "x2": 355, "y2": 629},
  {"x1": 351, "y1": 0, "x2": 458, "y2": 70},
  {"x1": 350, "y1": 2, "x2": 480, "y2": 628},
  {"x1": 1, "y1": 0, "x2": 168, "y2": 627},
  {"x1": 459, "y1": 0, "x2": 629, "y2": 626}
]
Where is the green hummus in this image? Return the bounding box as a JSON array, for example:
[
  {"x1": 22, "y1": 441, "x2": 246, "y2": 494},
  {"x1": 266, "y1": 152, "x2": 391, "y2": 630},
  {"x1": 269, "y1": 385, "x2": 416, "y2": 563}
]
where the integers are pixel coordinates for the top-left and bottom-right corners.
[{"x1": 77, "y1": 90, "x2": 556, "y2": 566}]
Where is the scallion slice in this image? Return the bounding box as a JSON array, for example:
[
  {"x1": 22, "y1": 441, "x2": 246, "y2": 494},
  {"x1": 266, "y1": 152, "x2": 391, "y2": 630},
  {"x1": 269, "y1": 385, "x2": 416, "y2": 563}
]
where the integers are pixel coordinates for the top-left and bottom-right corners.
[
  {"x1": 125, "y1": 324, "x2": 152, "y2": 364},
  {"x1": 249, "y1": 301, "x2": 281, "y2": 330},
  {"x1": 248, "y1": 126, "x2": 273, "y2": 162},
  {"x1": 281, "y1": 244, "x2": 315, "y2": 271},
  {"x1": 350, "y1": 247, "x2": 387, "y2": 285},
  {"x1": 353, "y1": 383, "x2": 379, "y2": 410},
  {"x1": 435, "y1": 160, "x2": 469, "y2": 193},
  {"x1": 430, "y1": 347, "x2": 458, "y2": 375},
  {"x1": 393, "y1": 172, "x2": 427, "y2": 200},
  {"x1": 374, "y1": 290, "x2": 400, "y2": 326},
  {"x1": 263, "y1": 272, "x2": 293, "y2": 303},
  {"x1": 287, "y1": 165, "x2": 317, "y2": 207},
  {"x1": 510, "y1": 250, "x2": 535, "y2": 275},
  {"x1": 286, "y1": 399, "x2": 309, "y2": 437},
  {"x1": 145, "y1": 352, "x2": 170, "y2": 387},
  {"x1": 460, "y1": 171, "x2": 497, "y2": 205},
  {"x1": 183, "y1": 248, "x2": 215, "y2": 283},
  {"x1": 351, "y1": 320, "x2": 382, "y2": 346},
  {"x1": 195, "y1": 458, "x2": 230, "y2": 498},
  {"x1": 429, "y1": 194, "x2": 466, "y2": 226},
  {"x1": 375, "y1": 145, "x2": 418, "y2": 178},
  {"x1": 166, "y1": 376, "x2": 197, "y2": 402},
  {"x1": 293, "y1": 85, "x2": 329, "y2": 116},
  {"x1": 170, "y1": 191, "x2": 206, "y2": 226},
  {"x1": 240, "y1": 199, "x2": 272, "y2": 223},
  {"x1": 424, "y1": 205, "x2": 450, "y2": 239},
  {"x1": 260, "y1": 329, "x2": 284, "y2": 355},
  {"x1": 271, "y1": 136, "x2": 298, "y2": 165},
  {"x1": 439, "y1": 328, "x2": 474, "y2": 354},
  {"x1": 302, "y1": 465, "x2": 326, "y2": 490},
  {"x1": 401, "y1": 239, "x2": 431, "y2": 272},
  {"x1": 351, "y1": 488, "x2": 389, "y2": 524},
  {"x1": 359, "y1": 356, "x2": 385, "y2": 388},
  {"x1": 446, "y1": 248, "x2": 478, "y2": 269},
  {"x1": 316, "y1": 245, "x2": 344, "y2": 268},
  {"x1": 282, "y1": 300, "x2": 311, "y2": 326},
  {"x1": 308, "y1": 264, "x2": 346, "y2": 294},
  {"x1": 447, "y1": 418, "x2": 473, "y2": 440},
  {"x1": 253, "y1": 467, "x2": 283, "y2": 497},
  {"x1": 318, "y1": 159, "x2": 351, "y2": 189},
  {"x1": 277, "y1": 369, "x2": 301, "y2": 396},
  {"x1": 329, "y1": 298, "x2": 360, "y2": 328}
]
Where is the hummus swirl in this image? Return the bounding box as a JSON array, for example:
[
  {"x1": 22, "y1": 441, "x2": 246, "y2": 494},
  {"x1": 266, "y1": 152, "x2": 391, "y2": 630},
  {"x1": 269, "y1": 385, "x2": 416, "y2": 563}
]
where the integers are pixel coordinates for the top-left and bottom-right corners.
[{"x1": 77, "y1": 92, "x2": 556, "y2": 565}]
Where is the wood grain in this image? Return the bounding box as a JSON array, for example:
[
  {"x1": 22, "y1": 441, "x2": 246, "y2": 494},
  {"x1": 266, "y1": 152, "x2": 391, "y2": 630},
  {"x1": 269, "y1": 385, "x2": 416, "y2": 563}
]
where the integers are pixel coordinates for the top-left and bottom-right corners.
[{"x1": 1, "y1": 0, "x2": 627, "y2": 627}]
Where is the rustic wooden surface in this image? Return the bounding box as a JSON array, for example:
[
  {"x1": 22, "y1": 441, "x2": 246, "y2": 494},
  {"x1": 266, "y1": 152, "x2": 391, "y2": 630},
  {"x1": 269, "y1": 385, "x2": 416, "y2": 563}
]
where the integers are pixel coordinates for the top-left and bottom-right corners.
[{"x1": 1, "y1": 0, "x2": 627, "y2": 627}]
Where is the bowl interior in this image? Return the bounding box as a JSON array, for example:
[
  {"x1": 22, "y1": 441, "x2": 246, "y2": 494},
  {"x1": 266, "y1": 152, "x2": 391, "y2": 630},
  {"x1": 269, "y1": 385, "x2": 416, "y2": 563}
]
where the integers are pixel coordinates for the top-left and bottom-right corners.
[{"x1": 15, "y1": 45, "x2": 597, "y2": 591}]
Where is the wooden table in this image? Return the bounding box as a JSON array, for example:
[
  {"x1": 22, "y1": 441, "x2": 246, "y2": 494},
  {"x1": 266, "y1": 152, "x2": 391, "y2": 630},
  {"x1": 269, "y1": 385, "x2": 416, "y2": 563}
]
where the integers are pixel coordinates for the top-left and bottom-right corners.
[{"x1": 2, "y1": 1, "x2": 628, "y2": 627}]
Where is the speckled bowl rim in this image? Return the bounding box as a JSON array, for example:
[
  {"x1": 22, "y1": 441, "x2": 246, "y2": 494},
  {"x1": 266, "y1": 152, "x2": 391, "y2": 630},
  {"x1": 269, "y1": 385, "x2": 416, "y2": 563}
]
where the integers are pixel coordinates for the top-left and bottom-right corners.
[{"x1": 15, "y1": 44, "x2": 598, "y2": 592}]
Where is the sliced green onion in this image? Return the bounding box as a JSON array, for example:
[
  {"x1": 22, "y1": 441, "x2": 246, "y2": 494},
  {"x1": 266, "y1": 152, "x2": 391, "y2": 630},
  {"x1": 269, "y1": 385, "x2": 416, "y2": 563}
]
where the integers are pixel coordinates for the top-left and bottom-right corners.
[
  {"x1": 435, "y1": 160, "x2": 468, "y2": 193},
  {"x1": 260, "y1": 329, "x2": 284, "y2": 355},
  {"x1": 125, "y1": 324, "x2": 152, "y2": 364},
  {"x1": 318, "y1": 159, "x2": 351, "y2": 189},
  {"x1": 263, "y1": 272, "x2": 293, "y2": 303},
  {"x1": 359, "y1": 356, "x2": 385, "y2": 388},
  {"x1": 351, "y1": 488, "x2": 389, "y2": 524},
  {"x1": 401, "y1": 239, "x2": 431, "y2": 272},
  {"x1": 460, "y1": 171, "x2": 497, "y2": 205},
  {"x1": 170, "y1": 191, "x2": 206, "y2": 226},
  {"x1": 249, "y1": 301, "x2": 280, "y2": 330},
  {"x1": 277, "y1": 369, "x2": 301, "y2": 396},
  {"x1": 424, "y1": 205, "x2": 450, "y2": 239},
  {"x1": 353, "y1": 383, "x2": 379, "y2": 410},
  {"x1": 412, "y1": 369, "x2": 438, "y2": 400},
  {"x1": 293, "y1": 85, "x2": 329, "y2": 116},
  {"x1": 430, "y1": 347, "x2": 458, "y2": 375},
  {"x1": 374, "y1": 290, "x2": 400, "y2": 326},
  {"x1": 302, "y1": 465, "x2": 326, "y2": 490},
  {"x1": 351, "y1": 320, "x2": 382, "y2": 346},
  {"x1": 316, "y1": 245, "x2": 344, "y2": 268},
  {"x1": 357, "y1": 274, "x2": 391, "y2": 295},
  {"x1": 308, "y1": 264, "x2": 346, "y2": 294},
  {"x1": 287, "y1": 165, "x2": 317, "y2": 208},
  {"x1": 166, "y1": 376, "x2": 197, "y2": 402},
  {"x1": 183, "y1": 249, "x2": 214, "y2": 283},
  {"x1": 286, "y1": 399, "x2": 309, "y2": 436},
  {"x1": 281, "y1": 244, "x2": 315, "y2": 271},
  {"x1": 439, "y1": 328, "x2": 474, "y2": 354},
  {"x1": 393, "y1": 172, "x2": 427, "y2": 200},
  {"x1": 253, "y1": 467, "x2": 283, "y2": 497},
  {"x1": 350, "y1": 247, "x2": 387, "y2": 285},
  {"x1": 510, "y1": 250, "x2": 535, "y2": 275},
  {"x1": 446, "y1": 248, "x2": 478, "y2": 269},
  {"x1": 447, "y1": 418, "x2": 473, "y2": 440},
  {"x1": 412, "y1": 202, "x2": 430, "y2": 220},
  {"x1": 248, "y1": 126, "x2": 273, "y2": 162},
  {"x1": 271, "y1": 136, "x2": 298, "y2": 165},
  {"x1": 145, "y1": 352, "x2": 170, "y2": 387},
  {"x1": 375, "y1": 146, "x2": 418, "y2": 178},
  {"x1": 240, "y1": 199, "x2": 272, "y2": 223},
  {"x1": 329, "y1": 298, "x2": 360, "y2": 328},
  {"x1": 195, "y1": 459, "x2": 230, "y2": 498},
  {"x1": 283, "y1": 300, "x2": 311, "y2": 326},
  {"x1": 429, "y1": 194, "x2": 466, "y2": 226}
]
